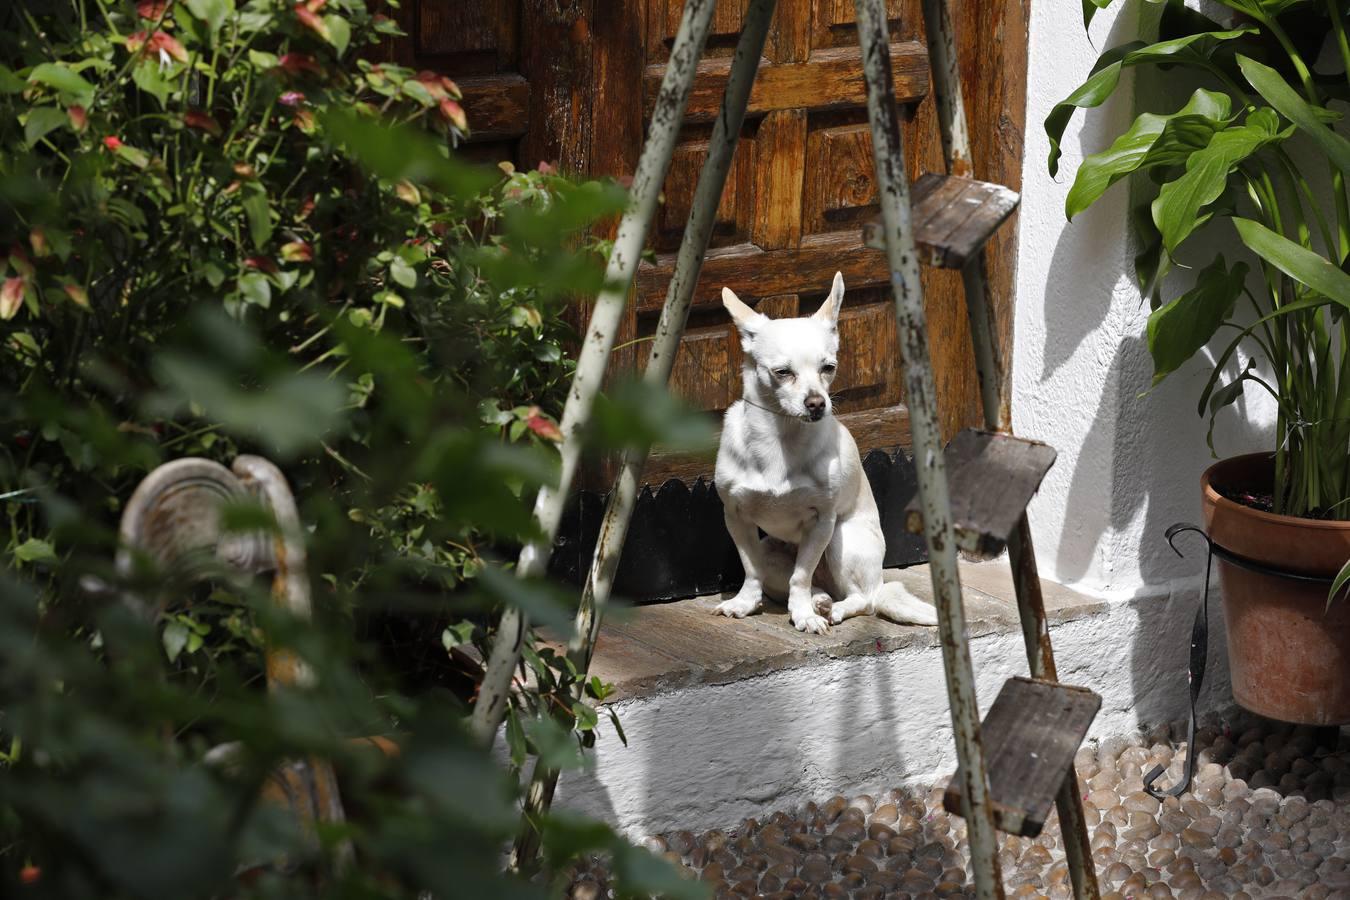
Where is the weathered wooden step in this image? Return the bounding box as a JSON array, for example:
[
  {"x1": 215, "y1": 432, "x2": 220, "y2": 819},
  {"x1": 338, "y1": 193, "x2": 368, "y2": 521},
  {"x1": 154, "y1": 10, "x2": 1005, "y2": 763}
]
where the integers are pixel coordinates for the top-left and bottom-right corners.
[
  {"x1": 905, "y1": 429, "x2": 1055, "y2": 556},
  {"x1": 863, "y1": 173, "x2": 1020, "y2": 268},
  {"x1": 944, "y1": 677, "x2": 1101, "y2": 837}
]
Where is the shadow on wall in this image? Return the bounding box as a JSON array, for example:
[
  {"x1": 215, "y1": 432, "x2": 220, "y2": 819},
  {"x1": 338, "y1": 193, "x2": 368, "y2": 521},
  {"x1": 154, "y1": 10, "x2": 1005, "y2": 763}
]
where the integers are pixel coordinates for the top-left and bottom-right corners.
[{"x1": 1030, "y1": 7, "x2": 1279, "y2": 734}]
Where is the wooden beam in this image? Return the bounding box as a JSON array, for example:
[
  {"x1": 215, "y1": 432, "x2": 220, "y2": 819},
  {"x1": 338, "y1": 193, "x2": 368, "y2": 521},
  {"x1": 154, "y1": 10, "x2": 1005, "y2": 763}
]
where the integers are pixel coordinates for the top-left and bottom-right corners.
[
  {"x1": 645, "y1": 42, "x2": 930, "y2": 123},
  {"x1": 635, "y1": 232, "x2": 893, "y2": 311}
]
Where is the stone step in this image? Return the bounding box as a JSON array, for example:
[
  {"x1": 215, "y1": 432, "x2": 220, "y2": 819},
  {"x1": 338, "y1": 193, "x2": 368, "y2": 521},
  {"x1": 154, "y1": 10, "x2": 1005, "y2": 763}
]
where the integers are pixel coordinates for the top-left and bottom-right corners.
[{"x1": 547, "y1": 559, "x2": 1148, "y2": 839}]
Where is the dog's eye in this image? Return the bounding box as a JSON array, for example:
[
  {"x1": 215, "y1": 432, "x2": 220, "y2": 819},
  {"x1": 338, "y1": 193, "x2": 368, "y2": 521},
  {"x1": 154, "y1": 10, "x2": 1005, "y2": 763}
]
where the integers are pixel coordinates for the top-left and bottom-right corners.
[
  {"x1": 821, "y1": 364, "x2": 837, "y2": 376},
  {"x1": 772, "y1": 368, "x2": 793, "y2": 379}
]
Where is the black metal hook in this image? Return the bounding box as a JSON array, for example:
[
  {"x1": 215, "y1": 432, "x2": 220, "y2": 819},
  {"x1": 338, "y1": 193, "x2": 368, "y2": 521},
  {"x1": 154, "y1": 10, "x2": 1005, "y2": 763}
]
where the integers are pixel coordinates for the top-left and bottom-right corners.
[{"x1": 1143, "y1": 523, "x2": 1215, "y2": 800}]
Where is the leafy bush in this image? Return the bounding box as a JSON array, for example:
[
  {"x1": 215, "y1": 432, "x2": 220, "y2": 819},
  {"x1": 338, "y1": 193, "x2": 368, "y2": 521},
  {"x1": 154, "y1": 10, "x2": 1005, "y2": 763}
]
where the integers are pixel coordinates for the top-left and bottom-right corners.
[{"x1": 0, "y1": 1, "x2": 704, "y2": 896}]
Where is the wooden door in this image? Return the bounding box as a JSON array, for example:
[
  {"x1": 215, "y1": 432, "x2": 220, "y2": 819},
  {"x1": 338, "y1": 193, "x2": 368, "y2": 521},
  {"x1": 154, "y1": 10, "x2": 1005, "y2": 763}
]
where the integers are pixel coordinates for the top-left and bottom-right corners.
[{"x1": 386, "y1": 0, "x2": 1028, "y2": 488}]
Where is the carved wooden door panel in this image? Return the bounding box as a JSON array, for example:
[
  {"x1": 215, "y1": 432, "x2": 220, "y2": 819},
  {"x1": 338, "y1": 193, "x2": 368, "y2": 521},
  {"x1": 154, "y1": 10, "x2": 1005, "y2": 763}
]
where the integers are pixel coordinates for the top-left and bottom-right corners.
[{"x1": 387, "y1": 0, "x2": 1028, "y2": 488}]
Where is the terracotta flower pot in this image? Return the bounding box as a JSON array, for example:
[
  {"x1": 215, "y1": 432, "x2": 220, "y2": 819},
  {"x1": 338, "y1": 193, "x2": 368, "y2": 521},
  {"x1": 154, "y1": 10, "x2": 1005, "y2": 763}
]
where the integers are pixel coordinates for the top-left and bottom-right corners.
[{"x1": 1201, "y1": 453, "x2": 1350, "y2": 725}]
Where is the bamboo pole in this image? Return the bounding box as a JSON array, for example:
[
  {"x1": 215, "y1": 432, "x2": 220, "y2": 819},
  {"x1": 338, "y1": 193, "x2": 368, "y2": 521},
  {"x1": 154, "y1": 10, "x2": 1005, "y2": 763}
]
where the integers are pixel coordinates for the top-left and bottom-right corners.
[
  {"x1": 510, "y1": 0, "x2": 779, "y2": 870},
  {"x1": 469, "y1": 0, "x2": 719, "y2": 746},
  {"x1": 918, "y1": 0, "x2": 1098, "y2": 894},
  {"x1": 853, "y1": 0, "x2": 1003, "y2": 895}
]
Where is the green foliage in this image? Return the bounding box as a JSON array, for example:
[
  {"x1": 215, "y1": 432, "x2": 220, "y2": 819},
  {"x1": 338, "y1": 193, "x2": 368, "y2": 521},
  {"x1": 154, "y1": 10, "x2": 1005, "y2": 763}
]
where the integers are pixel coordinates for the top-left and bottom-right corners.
[
  {"x1": 1050, "y1": 0, "x2": 1350, "y2": 523},
  {"x1": 0, "y1": 1, "x2": 706, "y2": 896}
]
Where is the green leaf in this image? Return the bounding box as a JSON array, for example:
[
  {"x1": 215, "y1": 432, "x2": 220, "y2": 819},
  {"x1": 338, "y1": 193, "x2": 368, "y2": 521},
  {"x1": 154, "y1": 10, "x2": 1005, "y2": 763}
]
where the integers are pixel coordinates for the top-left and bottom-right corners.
[
  {"x1": 324, "y1": 15, "x2": 351, "y2": 55},
  {"x1": 540, "y1": 812, "x2": 615, "y2": 871},
  {"x1": 1328, "y1": 558, "x2": 1350, "y2": 610},
  {"x1": 610, "y1": 841, "x2": 709, "y2": 900},
  {"x1": 400, "y1": 79, "x2": 436, "y2": 107},
  {"x1": 1152, "y1": 112, "x2": 1286, "y2": 255},
  {"x1": 476, "y1": 566, "x2": 575, "y2": 635},
  {"x1": 185, "y1": 0, "x2": 235, "y2": 37},
  {"x1": 571, "y1": 701, "x2": 598, "y2": 732},
  {"x1": 12, "y1": 538, "x2": 56, "y2": 564},
  {"x1": 1082, "y1": 0, "x2": 1114, "y2": 30},
  {"x1": 1237, "y1": 54, "x2": 1350, "y2": 177},
  {"x1": 1067, "y1": 90, "x2": 1233, "y2": 220},
  {"x1": 153, "y1": 349, "x2": 346, "y2": 458},
  {"x1": 24, "y1": 107, "x2": 67, "y2": 147},
  {"x1": 320, "y1": 108, "x2": 496, "y2": 200},
  {"x1": 390, "y1": 256, "x2": 417, "y2": 289},
  {"x1": 1233, "y1": 217, "x2": 1350, "y2": 308},
  {"x1": 1196, "y1": 295, "x2": 1329, "y2": 417},
  {"x1": 0, "y1": 65, "x2": 25, "y2": 93},
  {"x1": 1046, "y1": 28, "x2": 1256, "y2": 176},
  {"x1": 607, "y1": 708, "x2": 627, "y2": 746},
  {"x1": 1133, "y1": 201, "x2": 1167, "y2": 300},
  {"x1": 1147, "y1": 256, "x2": 1247, "y2": 384},
  {"x1": 241, "y1": 184, "x2": 273, "y2": 250},
  {"x1": 588, "y1": 379, "x2": 716, "y2": 454},
  {"x1": 505, "y1": 710, "x2": 527, "y2": 769},
  {"x1": 238, "y1": 271, "x2": 272, "y2": 308},
  {"x1": 1205, "y1": 359, "x2": 1258, "y2": 454},
  {"x1": 247, "y1": 49, "x2": 278, "y2": 70},
  {"x1": 27, "y1": 63, "x2": 95, "y2": 106},
  {"x1": 478, "y1": 399, "x2": 514, "y2": 426},
  {"x1": 523, "y1": 714, "x2": 585, "y2": 772},
  {"x1": 162, "y1": 621, "x2": 190, "y2": 662},
  {"x1": 113, "y1": 142, "x2": 151, "y2": 169},
  {"x1": 132, "y1": 60, "x2": 172, "y2": 107}
]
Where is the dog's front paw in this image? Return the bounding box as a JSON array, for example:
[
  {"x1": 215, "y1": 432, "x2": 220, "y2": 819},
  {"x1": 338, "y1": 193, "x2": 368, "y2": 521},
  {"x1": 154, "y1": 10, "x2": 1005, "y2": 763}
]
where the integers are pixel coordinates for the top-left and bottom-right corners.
[
  {"x1": 791, "y1": 610, "x2": 831, "y2": 635},
  {"x1": 714, "y1": 592, "x2": 761, "y2": 618}
]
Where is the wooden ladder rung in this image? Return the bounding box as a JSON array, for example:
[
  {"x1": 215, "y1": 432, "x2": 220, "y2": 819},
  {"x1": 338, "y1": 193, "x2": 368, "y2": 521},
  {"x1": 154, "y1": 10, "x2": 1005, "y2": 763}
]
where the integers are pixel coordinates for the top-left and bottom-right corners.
[
  {"x1": 904, "y1": 428, "x2": 1056, "y2": 556},
  {"x1": 863, "y1": 173, "x2": 1020, "y2": 268},
  {"x1": 944, "y1": 677, "x2": 1101, "y2": 837}
]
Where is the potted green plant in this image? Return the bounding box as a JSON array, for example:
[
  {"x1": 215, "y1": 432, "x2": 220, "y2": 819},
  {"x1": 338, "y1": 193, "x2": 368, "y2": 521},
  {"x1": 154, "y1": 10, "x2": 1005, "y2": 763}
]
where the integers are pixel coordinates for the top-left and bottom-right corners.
[{"x1": 1050, "y1": 0, "x2": 1350, "y2": 724}]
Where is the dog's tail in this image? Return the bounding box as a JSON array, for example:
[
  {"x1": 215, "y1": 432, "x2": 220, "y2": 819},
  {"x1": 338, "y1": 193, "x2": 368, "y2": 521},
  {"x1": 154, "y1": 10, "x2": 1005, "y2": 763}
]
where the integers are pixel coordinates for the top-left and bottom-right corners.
[{"x1": 874, "y1": 578, "x2": 939, "y2": 626}]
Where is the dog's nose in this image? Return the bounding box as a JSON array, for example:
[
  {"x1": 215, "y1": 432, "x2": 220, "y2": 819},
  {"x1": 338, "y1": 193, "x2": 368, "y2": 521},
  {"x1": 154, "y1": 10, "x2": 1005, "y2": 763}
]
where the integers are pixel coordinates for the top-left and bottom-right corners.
[{"x1": 805, "y1": 394, "x2": 826, "y2": 420}]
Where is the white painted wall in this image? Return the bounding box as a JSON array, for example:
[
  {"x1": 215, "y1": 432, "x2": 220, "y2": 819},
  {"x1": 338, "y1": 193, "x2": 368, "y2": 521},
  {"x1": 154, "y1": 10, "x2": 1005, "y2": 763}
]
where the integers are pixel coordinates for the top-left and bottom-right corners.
[{"x1": 1013, "y1": 1, "x2": 1278, "y2": 599}]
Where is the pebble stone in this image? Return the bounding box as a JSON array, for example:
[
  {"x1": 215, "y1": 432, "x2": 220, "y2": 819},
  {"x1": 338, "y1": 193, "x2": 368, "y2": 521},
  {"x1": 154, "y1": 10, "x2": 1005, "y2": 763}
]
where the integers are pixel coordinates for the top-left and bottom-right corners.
[{"x1": 570, "y1": 717, "x2": 1350, "y2": 899}]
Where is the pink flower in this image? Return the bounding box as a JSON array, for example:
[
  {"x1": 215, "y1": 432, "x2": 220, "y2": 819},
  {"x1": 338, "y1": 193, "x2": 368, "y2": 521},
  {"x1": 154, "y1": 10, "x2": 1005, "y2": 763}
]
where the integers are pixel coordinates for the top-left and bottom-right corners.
[
  {"x1": 63, "y1": 284, "x2": 90, "y2": 308},
  {"x1": 8, "y1": 245, "x2": 33, "y2": 278},
  {"x1": 243, "y1": 256, "x2": 278, "y2": 274},
  {"x1": 525, "y1": 407, "x2": 563, "y2": 442},
  {"x1": 280, "y1": 241, "x2": 313, "y2": 262},
  {"x1": 127, "y1": 30, "x2": 189, "y2": 64},
  {"x1": 438, "y1": 99, "x2": 467, "y2": 131},
  {"x1": 279, "y1": 91, "x2": 306, "y2": 107},
  {"x1": 0, "y1": 278, "x2": 25, "y2": 320},
  {"x1": 29, "y1": 228, "x2": 48, "y2": 258},
  {"x1": 413, "y1": 71, "x2": 463, "y2": 102},
  {"x1": 137, "y1": 1, "x2": 172, "y2": 19},
  {"x1": 277, "y1": 53, "x2": 322, "y2": 76},
  {"x1": 103, "y1": 136, "x2": 123, "y2": 151},
  {"x1": 67, "y1": 105, "x2": 87, "y2": 132},
  {"x1": 537, "y1": 161, "x2": 556, "y2": 175},
  {"x1": 294, "y1": 6, "x2": 330, "y2": 40},
  {"x1": 183, "y1": 109, "x2": 221, "y2": 135}
]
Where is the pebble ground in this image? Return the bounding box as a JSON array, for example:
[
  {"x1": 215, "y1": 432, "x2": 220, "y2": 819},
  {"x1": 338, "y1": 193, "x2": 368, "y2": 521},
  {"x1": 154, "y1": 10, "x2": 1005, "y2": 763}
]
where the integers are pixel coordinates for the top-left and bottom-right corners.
[{"x1": 567, "y1": 716, "x2": 1350, "y2": 899}]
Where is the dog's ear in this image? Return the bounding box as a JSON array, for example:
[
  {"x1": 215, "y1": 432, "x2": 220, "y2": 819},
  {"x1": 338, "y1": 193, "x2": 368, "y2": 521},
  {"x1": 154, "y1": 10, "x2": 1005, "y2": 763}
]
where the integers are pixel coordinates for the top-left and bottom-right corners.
[
  {"x1": 722, "y1": 287, "x2": 765, "y2": 337},
  {"x1": 813, "y1": 271, "x2": 845, "y2": 328}
]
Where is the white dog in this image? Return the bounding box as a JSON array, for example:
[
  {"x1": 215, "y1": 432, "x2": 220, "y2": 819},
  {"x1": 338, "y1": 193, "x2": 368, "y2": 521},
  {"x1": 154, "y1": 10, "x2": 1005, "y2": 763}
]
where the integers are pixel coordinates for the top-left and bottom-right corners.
[{"x1": 712, "y1": 272, "x2": 938, "y2": 634}]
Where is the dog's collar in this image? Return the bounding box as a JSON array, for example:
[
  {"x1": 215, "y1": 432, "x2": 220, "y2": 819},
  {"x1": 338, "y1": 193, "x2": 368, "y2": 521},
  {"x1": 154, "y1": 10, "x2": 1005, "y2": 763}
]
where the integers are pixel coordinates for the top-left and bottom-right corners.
[{"x1": 741, "y1": 396, "x2": 816, "y2": 423}]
